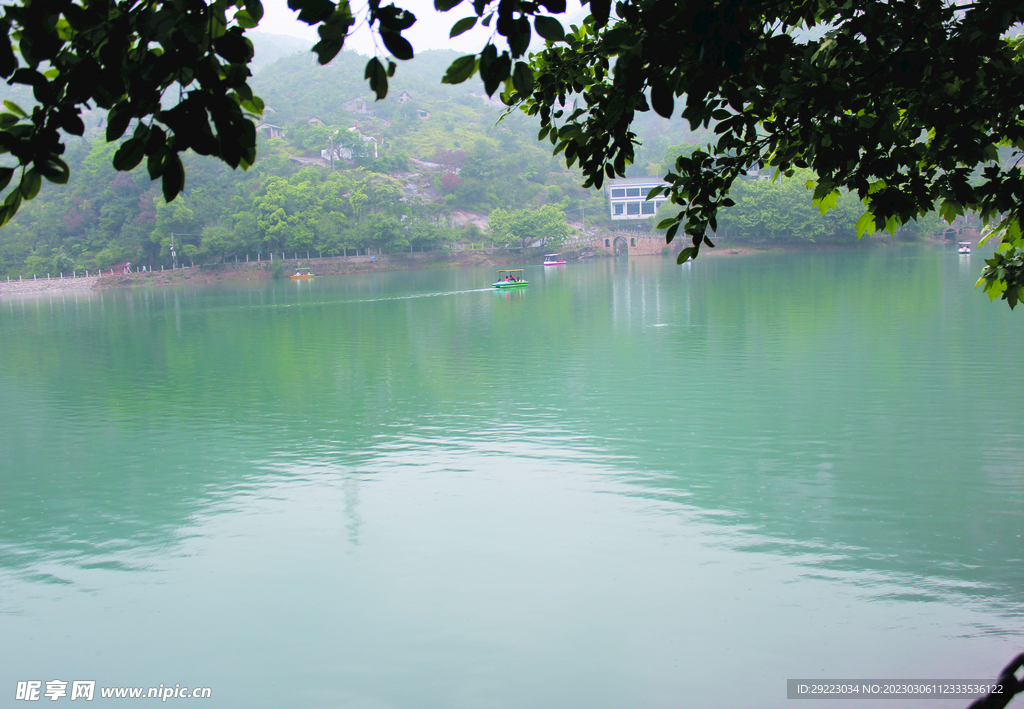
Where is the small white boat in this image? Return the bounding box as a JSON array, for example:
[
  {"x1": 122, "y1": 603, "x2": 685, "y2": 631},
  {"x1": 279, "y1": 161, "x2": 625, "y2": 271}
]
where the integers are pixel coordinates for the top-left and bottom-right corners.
[
  {"x1": 543, "y1": 253, "x2": 566, "y2": 265},
  {"x1": 958, "y1": 241, "x2": 971, "y2": 254}
]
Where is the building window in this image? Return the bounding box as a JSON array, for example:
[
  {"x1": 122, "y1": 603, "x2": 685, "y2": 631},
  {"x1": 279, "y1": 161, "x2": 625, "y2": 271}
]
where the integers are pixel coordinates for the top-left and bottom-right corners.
[
  {"x1": 627, "y1": 202, "x2": 641, "y2": 215},
  {"x1": 641, "y1": 202, "x2": 656, "y2": 214},
  {"x1": 611, "y1": 188, "x2": 625, "y2": 198},
  {"x1": 631, "y1": 238, "x2": 636, "y2": 246},
  {"x1": 605, "y1": 239, "x2": 610, "y2": 247},
  {"x1": 626, "y1": 187, "x2": 642, "y2": 197},
  {"x1": 613, "y1": 203, "x2": 624, "y2": 215}
]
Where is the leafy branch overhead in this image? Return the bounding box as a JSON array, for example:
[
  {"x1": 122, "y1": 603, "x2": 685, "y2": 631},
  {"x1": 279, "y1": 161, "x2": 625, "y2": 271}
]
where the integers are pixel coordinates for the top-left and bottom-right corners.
[
  {"x1": 503, "y1": 0, "x2": 1024, "y2": 309},
  {"x1": 3, "y1": 0, "x2": 1024, "y2": 307}
]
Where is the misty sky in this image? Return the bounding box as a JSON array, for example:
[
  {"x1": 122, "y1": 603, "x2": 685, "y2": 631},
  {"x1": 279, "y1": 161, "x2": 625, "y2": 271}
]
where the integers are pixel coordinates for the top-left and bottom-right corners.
[{"x1": 256, "y1": 0, "x2": 587, "y2": 56}]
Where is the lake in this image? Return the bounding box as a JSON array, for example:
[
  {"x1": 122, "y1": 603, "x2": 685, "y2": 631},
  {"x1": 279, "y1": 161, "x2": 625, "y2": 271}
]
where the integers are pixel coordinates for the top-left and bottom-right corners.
[{"x1": 1, "y1": 245, "x2": 1021, "y2": 708}]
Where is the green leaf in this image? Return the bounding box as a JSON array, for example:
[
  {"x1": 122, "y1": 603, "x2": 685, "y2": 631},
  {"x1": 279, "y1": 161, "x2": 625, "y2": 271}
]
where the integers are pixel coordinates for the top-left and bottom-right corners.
[
  {"x1": 434, "y1": 0, "x2": 462, "y2": 10},
  {"x1": 0, "y1": 166, "x2": 14, "y2": 192},
  {"x1": 244, "y1": 0, "x2": 265, "y2": 24},
  {"x1": 291, "y1": 0, "x2": 335, "y2": 24},
  {"x1": 677, "y1": 246, "x2": 695, "y2": 263},
  {"x1": 855, "y1": 211, "x2": 875, "y2": 238},
  {"x1": 650, "y1": 76, "x2": 674, "y2": 118},
  {"x1": 813, "y1": 189, "x2": 840, "y2": 214},
  {"x1": 19, "y1": 169, "x2": 41, "y2": 200},
  {"x1": 161, "y1": 154, "x2": 185, "y2": 202},
  {"x1": 147, "y1": 150, "x2": 165, "y2": 180},
  {"x1": 450, "y1": 16, "x2": 477, "y2": 37},
  {"x1": 145, "y1": 127, "x2": 168, "y2": 156},
  {"x1": 0, "y1": 191, "x2": 21, "y2": 226},
  {"x1": 214, "y1": 31, "x2": 254, "y2": 63},
  {"x1": 380, "y1": 31, "x2": 411, "y2": 60},
  {"x1": 106, "y1": 103, "x2": 132, "y2": 142},
  {"x1": 590, "y1": 0, "x2": 611, "y2": 27},
  {"x1": 113, "y1": 138, "x2": 146, "y2": 172},
  {"x1": 534, "y1": 15, "x2": 565, "y2": 42},
  {"x1": 442, "y1": 55, "x2": 477, "y2": 85},
  {"x1": 235, "y1": 9, "x2": 259, "y2": 28},
  {"x1": 381, "y1": 31, "x2": 413, "y2": 60},
  {"x1": 0, "y1": 35, "x2": 16, "y2": 78},
  {"x1": 364, "y1": 57, "x2": 389, "y2": 99},
  {"x1": 512, "y1": 61, "x2": 534, "y2": 95},
  {"x1": 508, "y1": 16, "x2": 531, "y2": 57},
  {"x1": 3, "y1": 100, "x2": 27, "y2": 118},
  {"x1": 3, "y1": 187, "x2": 21, "y2": 207},
  {"x1": 312, "y1": 37, "x2": 345, "y2": 65},
  {"x1": 938, "y1": 200, "x2": 962, "y2": 224},
  {"x1": 480, "y1": 50, "x2": 510, "y2": 95},
  {"x1": 36, "y1": 157, "x2": 70, "y2": 184},
  {"x1": 239, "y1": 95, "x2": 265, "y2": 115}
]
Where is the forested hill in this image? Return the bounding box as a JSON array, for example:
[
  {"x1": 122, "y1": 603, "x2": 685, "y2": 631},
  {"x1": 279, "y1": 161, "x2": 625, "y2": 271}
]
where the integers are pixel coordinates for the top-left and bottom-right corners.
[{"x1": 0, "y1": 35, "x2": 802, "y2": 279}]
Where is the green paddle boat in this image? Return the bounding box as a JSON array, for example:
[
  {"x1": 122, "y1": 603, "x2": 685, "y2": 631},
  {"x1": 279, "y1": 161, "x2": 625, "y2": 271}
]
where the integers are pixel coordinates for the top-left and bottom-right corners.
[{"x1": 492, "y1": 269, "x2": 528, "y2": 289}]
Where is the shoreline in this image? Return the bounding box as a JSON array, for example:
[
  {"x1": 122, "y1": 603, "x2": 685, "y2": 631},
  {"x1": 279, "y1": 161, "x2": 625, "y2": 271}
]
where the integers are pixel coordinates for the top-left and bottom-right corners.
[
  {"x1": 0, "y1": 238, "x2": 940, "y2": 297},
  {"x1": 0, "y1": 274, "x2": 101, "y2": 297}
]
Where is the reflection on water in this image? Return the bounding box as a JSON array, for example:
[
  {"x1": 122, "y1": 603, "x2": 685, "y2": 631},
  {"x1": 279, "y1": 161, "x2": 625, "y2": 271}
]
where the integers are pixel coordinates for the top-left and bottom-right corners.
[{"x1": 1, "y1": 246, "x2": 1022, "y2": 708}]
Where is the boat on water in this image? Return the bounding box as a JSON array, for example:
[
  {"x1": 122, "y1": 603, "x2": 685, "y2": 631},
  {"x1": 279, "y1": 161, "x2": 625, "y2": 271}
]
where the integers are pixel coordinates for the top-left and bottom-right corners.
[
  {"x1": 290, "y1": 269, "x2": 315, "y2": 280},
  {"x1": 492, "y1": 269, "x2": 528, "y2": 288},
  {"x1": 958, "y1": 242, "x2": 972, "y2": 254},
  {"x1": 543, "y1": 253, "x2": 567, "y2": 265}
]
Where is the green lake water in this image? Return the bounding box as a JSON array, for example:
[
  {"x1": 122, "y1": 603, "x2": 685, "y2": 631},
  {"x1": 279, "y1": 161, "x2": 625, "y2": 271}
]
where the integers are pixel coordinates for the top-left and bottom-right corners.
[{"x1": 0, "y1": 245, "x2": 1021, "y2": 708}]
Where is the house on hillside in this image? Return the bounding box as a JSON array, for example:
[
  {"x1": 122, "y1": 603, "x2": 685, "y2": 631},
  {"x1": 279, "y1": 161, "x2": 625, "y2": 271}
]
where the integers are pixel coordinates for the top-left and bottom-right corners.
[
  {"x1": 354, "y1": 129, "x2": 380, "y2": 158},
  {"x1": 307, "y1": 117, "x2": 325, "y2": 126},
  {"x1": 605, "y1": 177, "x2": 670, "y2": 220},
  {"x1": 416, "y1": 109, "x2": 431, "y2": 119},
  {"x1": 256, "y1": 123, "x2": 285, "y2": 139},
  {"x1": 342, "y1": 97, "x2": 371, "y2": 114},
  {"x1": 320, "y1": 127, "x2": 381, "y2": 160},
  {"x1": 322, "y1": 145, "x2": 353, "y2": 161},
  {"x1": 397, "y1": 91, "x2": 412, "y2": 104}
]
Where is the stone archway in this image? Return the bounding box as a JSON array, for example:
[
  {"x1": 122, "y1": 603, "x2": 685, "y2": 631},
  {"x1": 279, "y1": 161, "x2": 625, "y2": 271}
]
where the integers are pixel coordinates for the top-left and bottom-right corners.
[
  {"x1": 944, "y1": 227, "x2": 958, "y2": 241},
  {"x1": 613, "y1": 235, "x2": 629, "y2": 256}
]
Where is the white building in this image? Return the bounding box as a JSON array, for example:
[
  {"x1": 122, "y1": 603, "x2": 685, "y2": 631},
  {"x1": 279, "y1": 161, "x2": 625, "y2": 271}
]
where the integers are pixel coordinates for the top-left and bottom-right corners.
[{"x1": 605, "y1": 177, "x2": 670, "y2": 220}]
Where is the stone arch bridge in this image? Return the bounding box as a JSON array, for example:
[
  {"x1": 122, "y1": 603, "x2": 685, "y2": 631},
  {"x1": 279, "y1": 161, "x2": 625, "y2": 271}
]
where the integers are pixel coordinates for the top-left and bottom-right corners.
[{"x1": 564, "y1": 232, "x2": 677, "y2": 258}]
